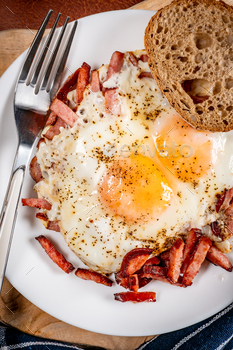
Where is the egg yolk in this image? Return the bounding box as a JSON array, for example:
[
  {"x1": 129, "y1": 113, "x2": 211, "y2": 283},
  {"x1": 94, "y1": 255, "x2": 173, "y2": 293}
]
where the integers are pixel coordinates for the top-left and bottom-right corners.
[
  {"x1": 155, "y1": 114, "x2": 216, "y2": 183},
  {"x1": 98, "y1": 154, "x2": 172, "y2": 222}
]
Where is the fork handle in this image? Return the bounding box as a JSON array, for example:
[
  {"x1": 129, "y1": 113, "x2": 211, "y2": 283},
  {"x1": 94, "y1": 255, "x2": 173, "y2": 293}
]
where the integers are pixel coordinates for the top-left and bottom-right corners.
[{"x1": 0, "y1": 143, "x2": 31, "y2": 291}]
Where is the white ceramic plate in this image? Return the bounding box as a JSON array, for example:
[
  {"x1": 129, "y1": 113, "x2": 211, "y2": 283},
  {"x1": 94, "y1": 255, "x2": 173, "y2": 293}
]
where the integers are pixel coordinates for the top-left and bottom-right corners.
[{"x1": 0, "y1": 10, "x2": 233, "y2": 337}]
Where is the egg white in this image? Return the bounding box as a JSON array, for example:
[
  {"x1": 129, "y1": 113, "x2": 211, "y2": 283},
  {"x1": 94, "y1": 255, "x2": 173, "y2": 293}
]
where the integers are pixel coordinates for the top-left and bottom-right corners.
[{"x1": 35, "y1": 50, "x2": 233, "y2": 273}]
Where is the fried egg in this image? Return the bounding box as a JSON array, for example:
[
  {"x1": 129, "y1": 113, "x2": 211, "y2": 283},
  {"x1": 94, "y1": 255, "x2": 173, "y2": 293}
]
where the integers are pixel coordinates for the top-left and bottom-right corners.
[{"x1": 35, "y1": 50, "x2": 233, "y2": 273}]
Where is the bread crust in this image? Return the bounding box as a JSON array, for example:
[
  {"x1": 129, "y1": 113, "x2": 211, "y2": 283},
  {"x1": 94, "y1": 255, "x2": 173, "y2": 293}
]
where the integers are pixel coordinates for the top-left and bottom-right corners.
[{"x1": 145, "y1": 0, "x2": 233, "y2": 132}]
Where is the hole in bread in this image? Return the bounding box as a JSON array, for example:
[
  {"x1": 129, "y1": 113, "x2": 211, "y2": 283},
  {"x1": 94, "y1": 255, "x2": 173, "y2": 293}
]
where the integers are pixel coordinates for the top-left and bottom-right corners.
[
  {"x1": 182, "y1": 79, "x2": 210, "y2": 104},
  {"x1": 222, "y1": 111, "x2": 227, "y2": 118},
  {"x1": 193, "y1": 66, "x2": 200, "y2": 73},
  {"x1": 217, "y1": 104, "x2": 224, "y2": 110},
  {"x1": 208, "y1": 106, "x2": 214, "y2": 111},
  {"x1": 171, "y1": 45, "x2": 178, "y2": 50},
  {"x1": 194, "y1": 33, "x2": 213, "y2": 50},
  {"x1": 178, "y1": 57, "x2": 188, "y2": 62},
  {"x1": 150, "y1": 34, "x2": 153, "y2": 38},
  {"x1": 225, "y1": 77, "x2": 233, "y2": 90},
  {"x1": 222, "y1": 15, "x2": 229, "y2": 23},
  {"x1": 165, "y1": 54, "x2": 171, "y2": 59},
  {"x1": 161, "y1": 45, "x2": 165, "y2": 49},
  {"x1": 191, "y1": 115, "x2": 197, "y2": 122},
  {"x1": 155, "y1": 40, "x2": 159, "y2": 45},
  {"x1": 157, "y1": 25, "x2": 163, "y2": 33},
  {"x1": 226, "y1": 106, "x2": 233, "y2": 111},
  {"x1": 213, "y1": 82, "x2": 221, "y2": 95},
  {"x1": 195, "y1": 53, "x2": 203, "y2": 63},
  {"x1": 195, "y1": 106, "x2": 203, "y2": 115},
  {"x1": 185, "y1": 47, "x2": 192, "y2": 53},
  {"x1": 183, "y1": 6, "x2": 187, "y2": 11},
  {"x1": 164, "y1": 27, "x2": 168, "y2": 34},
  {"x1": 223, "y1": 120, "x2": 229, "y2": 126}
]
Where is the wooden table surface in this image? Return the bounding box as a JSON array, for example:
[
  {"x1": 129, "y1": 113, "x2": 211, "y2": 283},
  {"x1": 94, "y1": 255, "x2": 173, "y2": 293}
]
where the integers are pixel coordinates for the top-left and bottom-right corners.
[{"x1": 0, "y1": 0, "x2": 232, "y2": 348}]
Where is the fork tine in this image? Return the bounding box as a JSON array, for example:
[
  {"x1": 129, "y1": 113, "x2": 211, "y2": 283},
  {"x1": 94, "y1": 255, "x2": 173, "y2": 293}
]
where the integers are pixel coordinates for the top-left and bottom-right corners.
[
  {"x1": 30, "y1": 13, "x2": 61, "y2": 87},
  {"x1": 19, "y1": 9, "x2": 53, "y2": 82},
  {"x1": 40, "y1": 16, "x2": 70, "y2": 91},
  {"x1": 49, "y1": 20, "x2": 78, "y2": 99}
]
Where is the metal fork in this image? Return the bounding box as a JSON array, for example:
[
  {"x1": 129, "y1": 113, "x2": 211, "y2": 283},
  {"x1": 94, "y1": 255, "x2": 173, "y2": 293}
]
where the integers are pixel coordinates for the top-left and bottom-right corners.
[{"x1": 0, "y1": 10, "x2": 78, "y2": 291}]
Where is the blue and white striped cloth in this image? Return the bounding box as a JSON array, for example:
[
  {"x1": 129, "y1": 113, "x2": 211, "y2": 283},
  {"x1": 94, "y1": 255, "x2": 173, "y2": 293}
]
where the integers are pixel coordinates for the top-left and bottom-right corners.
[{"x1": 1, "y1": 302, "x2": 233, "y2": 350}]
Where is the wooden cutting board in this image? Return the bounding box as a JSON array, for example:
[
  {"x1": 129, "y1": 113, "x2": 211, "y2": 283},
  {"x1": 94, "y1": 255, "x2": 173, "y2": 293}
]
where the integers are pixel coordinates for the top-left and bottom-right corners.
[
  {"x1": 0, "y1": 0, "x2": 232, "y2": 349},
  {"x1": 0, "y1": 0, "x2": 173, "y2": 77}
]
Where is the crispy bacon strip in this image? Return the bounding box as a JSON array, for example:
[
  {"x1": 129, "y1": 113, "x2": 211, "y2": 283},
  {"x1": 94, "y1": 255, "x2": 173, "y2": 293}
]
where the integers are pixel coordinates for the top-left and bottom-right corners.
[
  {"x1": 76, "y1": 62, "x2": 91, "y2": 104},
  {"x1": 46, "y1": 111, "x2": 57, "y2": 126},
  {"x1": 75, "y1": 268, "x2": 113, "y2": 287},
  {"x1": 217, "y1": 188, "x2": 233, "y2": 212},
  {"x1": 138, "y1": 72, "x2": 153, "y2": 79},
  {"x1": 139, "y1": 54, "x2": 149, "y2": 62},
  {"x1": 35, "y1": 235, "x2": 74, "y2": 273},
  {"x1": 143, "y1": 256, "x2": 160, "y2": 266},
  {"x1": 167, "y1": 238, "x2": 184, "y2": 283},
  {"x1": 50, "y1": 99, "x2": 78, "y2": 127},
  {"x1": 36, "y1": 212, "x2": 48, "y2": 221},
  {"x1": 105, "y1": 88, "x2": 121, "y2": 116},
  {"x1": 115, "y1": 271, "x2": 139, "y2": 292},
  {"x1": 182, "y1": 236, "x2": 212, "y2": 286},
  {"x1": 35, "y1": 213, "x2": 60, "y2": 232},
  {"x1": 159, "y1": 249, "x2": 170, "y2": 267},
  {"x1": 216, "y1": 191, "x2": 226, "y2": 213},
  {"x1": 225, "y1": 203, "x2": 233, "y2": 218},
  {"x1": 141, "y1": 265, "x2": 184, "y2": 287},
  {"x1": 142, "y1": 265, "x2": 167, "y2": 278},
  {"x1": 114, "y1": 291, "x2": 156, "y2": 303},
  {"x1": 29, "y1": 156, "x2": 43, "y2": 183},
  {"x1": 120, "y1": 248, "x2": 153, "y2": 277},
  {"x1": 44, "y1": 117, "x2": 67, "y2": 140},
  {"x1": 138, "y1": 275, "x2": 152, "y2": 288},
  {"x1": 106, "y1": 51, "x2": 124, "y2": 80},
  {"x1": 47, "y1": 220, "x2": 60, "y2": 232},
  {"x1": 128, "y1": 52, "x2": 138, "y2": 67},
  {"x1": 22, "y1": 198, "x2": 51, "y2": 210},
  {"x1": 181, "y1": 229, "x2": 202, "y2": 274},
  {"x1": 90, "y1": 69, "x2": 101, "y2": 92},
  {"x1": 57, "y1": 68, "x2": 80, "y2": 102},
  {"x1": 207, "y1": 245, "x2": 233, "y2": 272},
  {"x1": 226, "y1": 220, "x2": 233, "y2": 236},
  {"x1": 210, "y1": 221, "x2": 221, "y2": 238}
]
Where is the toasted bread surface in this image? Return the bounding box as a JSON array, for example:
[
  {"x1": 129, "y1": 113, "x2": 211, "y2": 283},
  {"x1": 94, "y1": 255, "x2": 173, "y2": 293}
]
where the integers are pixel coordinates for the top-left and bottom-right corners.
[{"x1": 145, "y1": 0, "x2": 233, "y2": 132}]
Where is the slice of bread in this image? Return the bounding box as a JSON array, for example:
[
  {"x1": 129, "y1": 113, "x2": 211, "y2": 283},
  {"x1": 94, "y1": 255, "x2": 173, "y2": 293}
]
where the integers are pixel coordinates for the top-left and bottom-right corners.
[{"x1": 144, "y1": 0, "x2": 233, "y2": 132}]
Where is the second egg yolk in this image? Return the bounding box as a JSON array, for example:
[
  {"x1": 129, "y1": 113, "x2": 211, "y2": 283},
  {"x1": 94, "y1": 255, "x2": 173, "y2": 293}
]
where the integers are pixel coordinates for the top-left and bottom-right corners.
[{"x1": 155, "y1": 114, "x2": 216, "y2": 183}]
